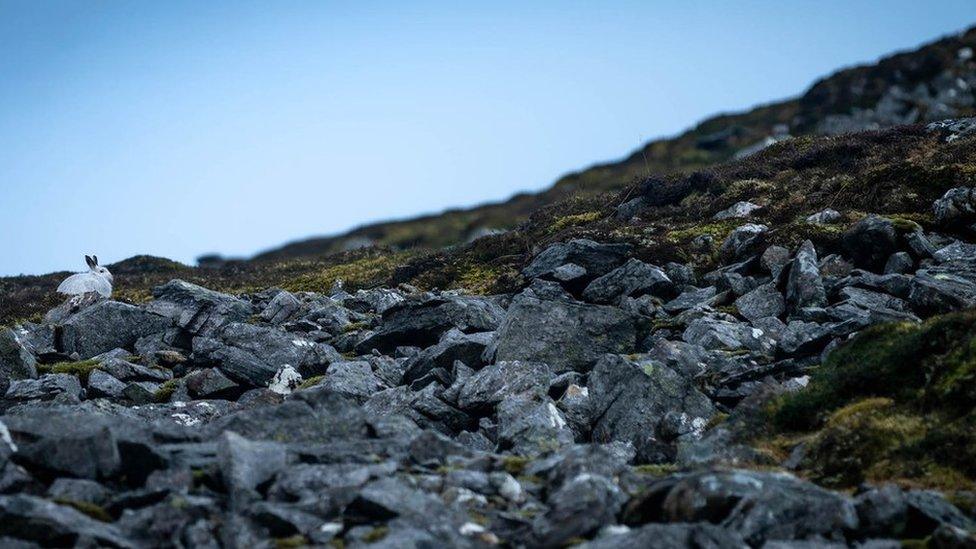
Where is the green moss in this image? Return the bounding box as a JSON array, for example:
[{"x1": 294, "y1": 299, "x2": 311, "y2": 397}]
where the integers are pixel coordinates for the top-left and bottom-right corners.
[
  {"x1": 767, "y1": 310, "x2": 976, "y2": 490},
  {"x1": 154, "y1": 378, "x2": 181, "y2": 403},
  {"x1": 668, "y1": 219, "x2": 741, "y2": 242},
  {"x1": 297, "y1": 375, "x2": 325, "y2": 390},
  {"x1": 53, "y1": 499, "x2": 112, "y2": 522},
  {"x1": 343, "y1": 321, "x2": 369, "y2": 333},
  {"x1": 633, "y1": 464, "x2": 679, "y2": 477},
  {"x1": 275, "y1": 535, "x2": 309, "y2": 548},
  {"x1": 802, "y1": 398, "x2": 926, "y2": 487},
  {"x1": 773, "y1": 312, "x2": 976, "y2": 431},
  {"x1": 284, "y1": 252, "x2": 412, "y2": 293},
  {"x1": 361, "y1": 526, "x2": 389, "y2": 543},
  {"x1": 452, "y1": 262, "x2": 510, "y2": 295},
  {"x1": 501, "y1": 456, "x2": 530, "y2": 476},
  {"x1": 549, "y1": 211, "x2": 601, "y2": 233},
  {"x1": 49, "y1": 359, "x2": 101, "y2": 384}
]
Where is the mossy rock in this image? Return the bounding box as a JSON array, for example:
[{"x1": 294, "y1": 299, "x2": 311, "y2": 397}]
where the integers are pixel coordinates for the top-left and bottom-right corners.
[
  {"x1": 768, "y1": 310, "x2": 976, "y2": 490},
  {"x1": 297, "y1": 375, "x2": 325, "y2": 390},
  {"x1": 774, "y1": 311, "x2": 976, "y2": 431},
  {"x1": 802, "y1": 398, "x2": 926, "y2": 487},
  {"x1": 53, "y1": 499, "x2": 112, "y2": 522},
  {"x1": 154, "y1": 378, "x2": 181, "y2": 403},
  {"x1": 47, "y1": 359, "x2": 102, "y2": 384}
]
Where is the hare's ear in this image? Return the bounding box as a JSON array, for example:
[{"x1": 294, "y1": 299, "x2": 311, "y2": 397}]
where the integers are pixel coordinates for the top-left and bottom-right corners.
[
  {"x1": 85, "y1": 255, "x2": 96, "y2": 269},
  {"x1": 92, "y1": 255, "x2": 99, "y2": 266}
]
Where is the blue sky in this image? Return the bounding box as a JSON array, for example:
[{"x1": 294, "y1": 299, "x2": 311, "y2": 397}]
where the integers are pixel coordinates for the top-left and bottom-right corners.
[{"x1": 1, "y1": 1, "x2": 975, "y2": 275}]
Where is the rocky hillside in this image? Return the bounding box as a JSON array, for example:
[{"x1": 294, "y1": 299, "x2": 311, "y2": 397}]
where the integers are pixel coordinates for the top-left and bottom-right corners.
[
  {"x1": 256, "y1": 25, "x2": 976, "y2": 261},
  {"x1": 2, "y1": 118, "x2": 976, "y2": 546}
]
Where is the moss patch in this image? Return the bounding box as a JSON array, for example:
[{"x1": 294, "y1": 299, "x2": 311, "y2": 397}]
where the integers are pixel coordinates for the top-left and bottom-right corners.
[
  {"x1": 297, "y1": 375, "x2": 325, "y2": 390},
  {"x1": 48, "y1": 359, "x2": 101, "y2": 384},
  {"x1": 550, "y1": 211, "x2": 602, "y2": 233},
  {"x1": 284, "y1": 251, "x2": 413, "y2": 293},
  {"x1": 275, "y1": 535, "x2": 309, "y2": 548},
  {"x1": 53, "y1": 499, "x2": 112, "y2": 522},
  {"x1": 766, "y1": 310, "x2": 976, "y2": 490},
  {"x1": 361, "y1": 526, "x2": 389, "y2": 543},
  {"x1": 154, "y1": 378, "x2": 181, "y2": 403}
]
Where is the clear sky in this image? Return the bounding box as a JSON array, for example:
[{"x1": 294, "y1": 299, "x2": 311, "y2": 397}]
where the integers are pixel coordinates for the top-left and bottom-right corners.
[{"x1": 2, "y1": 1, "x2": 975, "y2": 275}]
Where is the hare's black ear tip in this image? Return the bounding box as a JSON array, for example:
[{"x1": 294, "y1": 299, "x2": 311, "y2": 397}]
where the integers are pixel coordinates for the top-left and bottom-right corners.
[{"x1": 93, "y1": 255, "x2": 98, "y2": 265}]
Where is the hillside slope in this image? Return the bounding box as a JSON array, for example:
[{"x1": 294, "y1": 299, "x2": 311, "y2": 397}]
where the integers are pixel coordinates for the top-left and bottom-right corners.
[{"x1": 256, "y1": 25, "x2": 976, "y2": 261}]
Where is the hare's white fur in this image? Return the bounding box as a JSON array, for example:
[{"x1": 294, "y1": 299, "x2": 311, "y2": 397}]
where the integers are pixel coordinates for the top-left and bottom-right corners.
[{"x1": 57, "y1": 255, "x2": 113, "y2": 298}]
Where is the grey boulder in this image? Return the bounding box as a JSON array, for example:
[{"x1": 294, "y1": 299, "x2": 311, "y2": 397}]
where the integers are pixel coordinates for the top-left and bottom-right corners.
[
  {"x1": 582, "y1": 258, "x2": 676, "y2": 304},
  {"x1": 734, "y1": 283, "x2": 785, "y2": 321},
  {"x1": 522, "y1": 239, "x2": 632, "y2": 281},
  {"x1": 719, "y1": 224, "x2": 768, "y2": 262},
  {"x1": 402, "y1": 329, "x2": 493, "y2": 384},
  {"x1": 147, "y1": 279, "x2": 253, "y2": 337},
  {"x1": 786, "y1": 240, "x2": 827, "y2": 312},
  {"x1": 60, "y1": 301, "x2": 171, "y2": 359},
  {"x1": 356, "y1": 295, "x2": 503, "y2": 353},
  {"x1": 843, "y1": 216, "x2": 900, "y2": 271},
  {"x1": 933, "y1": 186, "x2": 976, "y2": 227},
  {"x1": 0, "y1": 329, "x2": 36, "y2": 380},
  {"x1": 587, "y1": 354, "x2": 715, "y2": 462},
  {"x1": 4, "y1": 374, "x2": 82, "y2": 402},
  {"x1": 492, "y1": 292, "x2": 642, "y2": 373},
  {"x1": 714, "y1": 201, "x2": 761, "y2": 220},
  {"x1": 457, "y1": 361, "x2": 551, "y2": 411},
  {"x1": 193, "y1": 323, "x2": 341, "y2": 387}
]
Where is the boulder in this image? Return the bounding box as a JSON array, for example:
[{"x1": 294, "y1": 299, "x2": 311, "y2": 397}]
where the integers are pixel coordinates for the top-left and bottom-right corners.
[
  {"x1": 761, "y1": 245, "x2": 791, "y2": 277},
  {"x1": 87, "y1": 369, "x2": 127, "y2": 399},
  {"x1": 843, "y1": 216, "x2": 899, "y2": 271},
  {"x1": 402, "y1": 329, "x2": 493, "y2": 384},
  {"x1": 908, "y1": 263, "x2": 976, "y2": 315},
  {"x1": 311, "y1": 361, "x2": 385, "y2": 402},
  {"x1": 4, "y1": 374, "x2": 81, "y2": 402},
  {"x1": 663, "y1": 286, "x2": 719, "y2": 313},
  {"x1": 683, "y1": 318, "x2": 776, "y2": 355},
  {"x1": 355, "y1": 295, "x2": 503, "y2": 353},
  {"x1": 4, "y1": 413, "x2": 120, "y2": 479},
  {"x1": 492, "y1": 292, "x2": 642, "y2": 372},
  {"x1": 457, "y1": 361, "x2": 551, "y2": 411},
  {"x1": 933, "y1": 186, "x2": 976, "y2": 227},
  {"x1": 582, "y1": 523, "x2": 747, "y2": 548},
  {"x1": 147, "y1": 280, "x2": 253, "y2": 337},
  {"x1": 532, "y1": 473, "x2": 625, "y2": 546},
  {"x1": 522, "y1": 239, "x2": 632, "y2": 281},
  {"x1": 496, "y1": 394, "x2": 574, "y2": 455},
  {"x1": 582, "y1": 259, "x2": 676, "y2": 304},
  {"x1": 719, "y1": 224, "x2": 768, "y2": 262},
  {"x1": 60, "y1": 301, "x2": 171, "y2": 359},
  {"x1": 664, "y1": 262, "x2": 697, "y2": 286},
  {"x1": 587, "y1": 355, "x2": 715, "y2": 462},
  {"x1": 0, "y1": 329, "x2": 36, "y2": 380},
  {"x1": 884, "y1": 252, "x2": 914, "y2": 274},
  {"x1": 655, "y1": 470, "x2": 858, "y2": 546},
  {"x1": 806, "y1": 208, "x2": 842, "y2": 224},
  {"x1": 734, "y1": 283, "x2": 785, "y2": 321},
  {"x1": 192, "y1": 323, "x2": 340, "y2": 387},
  {"x1": 933, "y1": 241, "x2": 976, "y2": 263},
  {"x1": 0, "y1": 495, "x2": 134, "y2": 547},
  {"x1": 260, "y1": 290, "x2": 301, "y2": 325},
  {"x1": 217, "y1": 431, "x2": 289, "y2": 501},
  {"x1": 185, "y1": 368, "x2": 240, "y2": 399},
  {"x1": 856, "y1": 484, "x2": 975, "y2": 539},
  {"x1": 714, "y1": 201, "x2": 761, "y2": 220},
  {"x1": 786, "y1": 240, "x2": 827, "y2": 312}
]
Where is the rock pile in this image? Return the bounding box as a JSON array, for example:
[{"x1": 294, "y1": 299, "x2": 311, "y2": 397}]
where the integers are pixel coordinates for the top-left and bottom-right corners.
[{"x1": 3, "y1": 189, "x2": 976, "y2": 547}]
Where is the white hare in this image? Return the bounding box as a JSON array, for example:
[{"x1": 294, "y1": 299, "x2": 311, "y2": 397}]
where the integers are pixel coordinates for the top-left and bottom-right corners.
[{"x1": 57, "y1": 255, "x2": 113, "y2": 298}]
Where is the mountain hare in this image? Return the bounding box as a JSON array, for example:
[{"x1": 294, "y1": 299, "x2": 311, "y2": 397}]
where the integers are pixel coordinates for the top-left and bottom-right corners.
[{"x1": 57, "y1": 255, "x2": 113, "y2": 298}]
